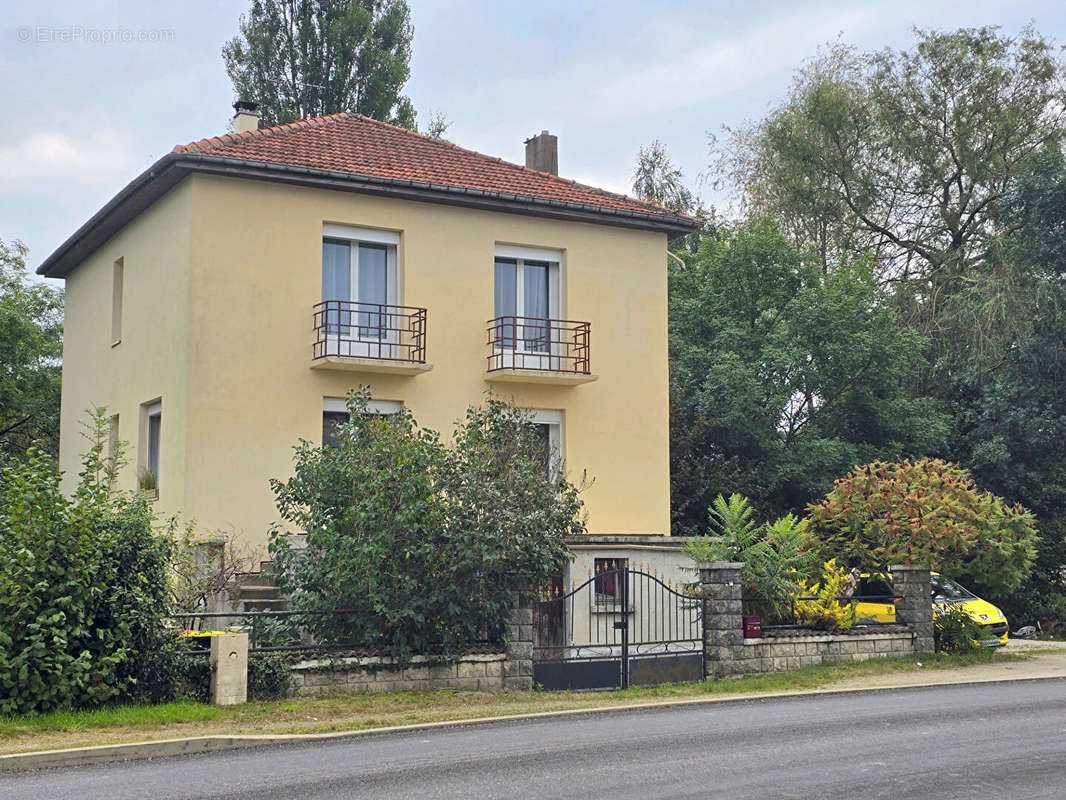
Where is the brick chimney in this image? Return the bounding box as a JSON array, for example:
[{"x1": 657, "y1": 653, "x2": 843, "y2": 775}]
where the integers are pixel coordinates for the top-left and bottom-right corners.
[
  {"x1": 232, "y1": 100, "x2": 261, "y2": 134},
  {"x1": 524, "y1": 130, "x2": 558, "y2": 175}
]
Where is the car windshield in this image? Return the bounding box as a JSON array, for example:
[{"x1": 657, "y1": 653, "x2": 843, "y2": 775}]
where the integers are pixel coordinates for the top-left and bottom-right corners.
[{"x1": 933, "y1": 576, "x2": 976, "y2": 601}]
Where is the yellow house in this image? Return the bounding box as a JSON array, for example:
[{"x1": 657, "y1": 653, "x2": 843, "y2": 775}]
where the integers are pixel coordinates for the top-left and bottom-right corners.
[{"x1": 39, "y1": 104, "x2": 695, "y2": 562}]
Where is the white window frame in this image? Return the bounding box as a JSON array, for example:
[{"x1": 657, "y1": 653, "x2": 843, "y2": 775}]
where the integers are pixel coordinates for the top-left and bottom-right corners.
[
  {"x1": 323, "y1": 225, "x2": 401, "y2": 358},
  {"x1": 494, "y1": 245, "x2": 562, "y2": 369},
  {"x1": 140, "y1": 399, "x2": 162, "y2": 492},
  {"x1": 526, "y1": 409, "x2": 563, "y2": 480},
  {"x1": 323, "y1": 397, "x2": 403, "y2": 415}
]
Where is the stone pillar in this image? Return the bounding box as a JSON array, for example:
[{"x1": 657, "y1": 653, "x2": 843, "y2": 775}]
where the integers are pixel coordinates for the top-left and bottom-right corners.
[
  {"x1": 503, "y1": 576, "x2": 534, "y2": 690},
  {"x1": 890, "y1": 566, "x2": 935, "y2": 654},
  {"x1": 210, "y1": 632, "x2": 248, "y2": 705},
  {"x1": 698, "y1": 562, "x2": 744, "y2": 679}
]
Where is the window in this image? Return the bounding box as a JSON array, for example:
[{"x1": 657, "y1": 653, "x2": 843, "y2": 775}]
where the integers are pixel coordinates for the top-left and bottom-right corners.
[
  {"x1": 140, "y1": 400, "x2": 161, "y2": 490},
  {"x1": 321, "y1": 225, "x2": 399, "y2": 347},
  {"x1": 594, "y1": 558, "x2": 628, "y2": 604},
  {"x1": 111, "y1": 258, "x2": 124, "y2": 345},
  {"x1": 524, "y1": 409, "x2": 562, "y2": 480},
  {"x1": 493, "y1": 245, "x2": 561, "y2": 355},
  {"x1": 322, "y1": 396, "x2": 403, "y2": 447},
  {"x1": 107, "y1": 414, "x2": 120, "y2": 463}
]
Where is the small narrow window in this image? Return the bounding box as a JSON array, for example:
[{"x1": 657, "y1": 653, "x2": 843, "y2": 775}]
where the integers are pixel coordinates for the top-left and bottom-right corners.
[
  {"x1": 140, "y1": 400, "x2": 161, "y2": 492},
  {"x1": 111, "y1": 258, "x2": 124, "y2": 345},
  {"x1": 107, "y1": 414, "x2": 120, "y2": 463},
  {"x1": 524, "y1": 409, "x2": 562, "y2": 480}
]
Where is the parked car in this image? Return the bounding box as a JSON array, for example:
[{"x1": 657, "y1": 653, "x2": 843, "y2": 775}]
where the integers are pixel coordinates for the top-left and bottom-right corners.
[{"x1": 851, "y1": 573, "x2": 1009, "y2": 646}]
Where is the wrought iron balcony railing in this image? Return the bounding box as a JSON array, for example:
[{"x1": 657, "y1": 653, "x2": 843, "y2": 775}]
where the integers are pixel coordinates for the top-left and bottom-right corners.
[
  {"x1": 486, "y1": 315, "x2": 591, "y2": 374},
  {"x1": 313, "y1": 300, "x2": 427, "y2": 363}
]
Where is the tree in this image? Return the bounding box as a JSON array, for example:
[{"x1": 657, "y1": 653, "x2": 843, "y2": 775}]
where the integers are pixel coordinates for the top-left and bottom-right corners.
[
  {"x1": 947, "y1": 145, "x2": 1066, "y2": 622},
  {"x1": 269, "y1": 392, "x2": 582, "y2": 663},
  {"x1": 223, "y1": 0, "x2": 417, "y2": 129},
  {"x1": 669, "y1": 220, "x2": 947, "y2": 533},
  {"x1": 808, "y1": 459, "x2": 1038, "y2": 592},
  {"x1": 632, "y1": 140, "x2": 710, "y2": 252},
  {"x1": 715, "y1": 26, "x2": 1066, "y2": 383},
  {"x1": 0, "y1": 239, "x2": 62, "y2": 459},
  {"x1": 423, "y1": 109, "x2": 451, "y2": 140}
]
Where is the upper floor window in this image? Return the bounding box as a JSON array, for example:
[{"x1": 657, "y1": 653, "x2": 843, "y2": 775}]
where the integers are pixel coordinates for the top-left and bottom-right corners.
[
  {"x1": 494, "y1": 245, "x2": 561, "y2": 353},
  {"x1": 322, "y1": 225, "x2": 399, "y2": 340}
]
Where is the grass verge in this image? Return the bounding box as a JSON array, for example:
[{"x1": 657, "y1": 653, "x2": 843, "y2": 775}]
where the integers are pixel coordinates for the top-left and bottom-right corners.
[{"x1": 0, "y1": 648, "x2": 1044, "y2": 756}]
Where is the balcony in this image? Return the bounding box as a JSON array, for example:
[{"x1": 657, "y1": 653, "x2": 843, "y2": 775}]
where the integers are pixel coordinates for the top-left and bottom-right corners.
[
  {"x1": 311, "y1": 301, "x2": 431, "y2": 375},
  {"x1": 486, "y1": 316, "x2": 597, "y2": 385}
]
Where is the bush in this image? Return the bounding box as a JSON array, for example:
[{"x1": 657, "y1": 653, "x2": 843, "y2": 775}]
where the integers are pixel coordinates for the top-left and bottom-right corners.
[
  {"x1": 684, "y1": 493, "x2": 817, "y2": 620},
  {"x1": 934, "y1": 604, "x2": 985, "y2": 653},
  {"x1": 270, "y1": 391, "x2": 583, "y2": 664},
  {"x1": 807, "y1": 459, "x2": 1038, "y2": 592},
  {"x1": 0, "y1": 410, "x2": 174, "y2": 714},
  {"x1": 248, "y1": 653, "x2": 293, "y2": 701},
  {"x1": 794, "y1": 559, "x2": 856, "y2": 632}
]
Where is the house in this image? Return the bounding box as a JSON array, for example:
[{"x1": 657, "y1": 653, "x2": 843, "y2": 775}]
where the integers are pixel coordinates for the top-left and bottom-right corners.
[{"x1": 38, "y1": 102, "x2": 697, "y2": 579}]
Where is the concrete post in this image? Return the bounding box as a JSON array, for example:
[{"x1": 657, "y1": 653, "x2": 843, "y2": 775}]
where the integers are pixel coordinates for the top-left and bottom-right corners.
[
  {"x1": 890, "y1": 566, "x2": 935, "y2": 654},
  {"x1": 698, "y1": 562, "x2": 744, "y2": 679},
  {"x1": 210, "y1": 632, "x2": 248, "y2": 705},
  {"x1": 503, "y1": 576, "x2": 534, "y2": 690}
]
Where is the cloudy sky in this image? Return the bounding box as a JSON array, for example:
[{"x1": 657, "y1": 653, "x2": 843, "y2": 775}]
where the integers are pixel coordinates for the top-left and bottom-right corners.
[{"x1": 3, "y1": 0, "x2": 1063, "y2": 278}]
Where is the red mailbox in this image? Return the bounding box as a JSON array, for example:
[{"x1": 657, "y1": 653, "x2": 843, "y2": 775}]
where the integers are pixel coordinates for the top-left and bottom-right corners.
[{"x1": 743, "y1": 615, "x2": 763, "y2": 639}]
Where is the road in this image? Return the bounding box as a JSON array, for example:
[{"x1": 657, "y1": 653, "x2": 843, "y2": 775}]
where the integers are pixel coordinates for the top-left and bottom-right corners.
[{"x1": 3, "y1": 679, "x2": 1066, "y2": 799}]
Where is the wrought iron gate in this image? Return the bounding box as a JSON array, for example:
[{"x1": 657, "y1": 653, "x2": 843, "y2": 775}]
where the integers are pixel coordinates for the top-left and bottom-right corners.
[{"x1": 533, "y1": 562, "x2": 704, "y2": 691}]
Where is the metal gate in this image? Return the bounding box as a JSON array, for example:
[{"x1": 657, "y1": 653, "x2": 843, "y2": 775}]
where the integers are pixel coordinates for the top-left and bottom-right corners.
[{"x1": 533, "y1": 562, "x2": 704, "y2": 690}]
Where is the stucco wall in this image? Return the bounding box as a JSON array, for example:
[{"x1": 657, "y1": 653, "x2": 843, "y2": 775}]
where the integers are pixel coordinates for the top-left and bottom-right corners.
[
  {"x1": 58, "y1": 182, "x2": 192, "y2": 521},
  {"x1": 178, "y1": 173, "x2": 671, "y2": 550}
]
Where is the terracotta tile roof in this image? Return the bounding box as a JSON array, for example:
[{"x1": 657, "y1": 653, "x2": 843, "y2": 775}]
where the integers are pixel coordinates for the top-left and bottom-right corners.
[{"x1": 173, "y1": 113, "x2": 688, "y2": 222}]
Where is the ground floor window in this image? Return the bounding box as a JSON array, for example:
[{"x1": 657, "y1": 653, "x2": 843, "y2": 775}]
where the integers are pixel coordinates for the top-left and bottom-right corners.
[
  {"x1": 322, "y1": 397, "x2": 403, "y2": 448},
  {"x1": 524, "y1": 409, "x2": 562, "y2": 480},
  {"x1": 594, "y1": 558, "x2": 629, "y2": 603}
]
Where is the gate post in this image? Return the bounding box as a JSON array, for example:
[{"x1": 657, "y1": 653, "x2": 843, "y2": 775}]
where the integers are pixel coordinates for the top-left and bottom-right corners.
[
  {"x1": 698, "y1": 562, "x2": 744, "y2": 679},
  {"x1": 504, "y1": 575, "x2": 534, "y2": 690},
  {"x1": 889, "y1": 565, "x2": 935, "y2": 654}
]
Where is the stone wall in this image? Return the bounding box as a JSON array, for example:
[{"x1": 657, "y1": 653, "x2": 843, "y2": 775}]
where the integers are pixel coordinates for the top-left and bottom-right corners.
[
  {"x1": 698, "y1": 561, "x2": 933, "y2": 679},
  {"x1": 711, "y1": 629, "x2": 915, "y2": 677},
  {"x1": 290, "y1": 653, "x2": 507, "y2": 696}
]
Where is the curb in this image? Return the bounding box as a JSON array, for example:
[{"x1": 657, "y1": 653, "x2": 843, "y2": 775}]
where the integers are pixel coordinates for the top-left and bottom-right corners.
[{"x1": 3, "y1": 671, "x2": 1065, "y2": 774}]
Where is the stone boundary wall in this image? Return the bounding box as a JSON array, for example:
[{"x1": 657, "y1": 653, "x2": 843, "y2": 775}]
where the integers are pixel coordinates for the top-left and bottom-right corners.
[
  {"x1": 290, "y1": 653, "x2": 507, "y2": 696},
  {"x1": 698, "y1": 561, "x2": 933, "y2": 679},
  {"x1": 716, "y1": 630, "x2": 915, "y2": 677}
]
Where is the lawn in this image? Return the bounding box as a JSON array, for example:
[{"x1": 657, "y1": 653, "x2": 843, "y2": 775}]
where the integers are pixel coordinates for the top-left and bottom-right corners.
[{"x1": 0, "y1": 649, "x2": 1034, "y2": 757}]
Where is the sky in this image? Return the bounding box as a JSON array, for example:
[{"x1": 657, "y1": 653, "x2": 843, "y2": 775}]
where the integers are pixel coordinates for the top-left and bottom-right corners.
[{"x1": 2, "y1": 0, "x2": 1064, "y2": 280}]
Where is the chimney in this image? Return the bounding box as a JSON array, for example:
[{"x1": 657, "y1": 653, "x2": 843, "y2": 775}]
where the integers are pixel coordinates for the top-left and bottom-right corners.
[
  {"x1": 232, "y1": 100, "x2": 261, "y2": 133},
  {"x1": 524, "y1": 130, "x2": 558, "y2": 175}
]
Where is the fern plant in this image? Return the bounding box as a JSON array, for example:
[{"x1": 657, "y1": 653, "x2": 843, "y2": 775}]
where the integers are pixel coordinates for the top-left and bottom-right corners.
[{"x1": 685, "y1": 494, "x2": 817, "y2": 620}]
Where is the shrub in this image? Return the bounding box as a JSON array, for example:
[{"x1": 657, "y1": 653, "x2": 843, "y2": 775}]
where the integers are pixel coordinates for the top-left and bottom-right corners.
[
  {"x1": 270, "y1": 391, "x2": 582, "y2": 664},
  {"x1": 0, "y1": 409, "x2": 174, "y2": 714},
  {"x1": 684, "y1": 494, "x2": 817, "y2": 620},
  {"x1": 794, "y1": 559, "x2": 856, "y2": 632},
  {"x1": 934, "y1": 604, "x2": 985, "y2": 653},
  {"x1": 807, "y1": 459, "x2": 1038, "y2": 592},
  {"x1": 248, "y1": 653, "x2": 293, "y2": 701}
]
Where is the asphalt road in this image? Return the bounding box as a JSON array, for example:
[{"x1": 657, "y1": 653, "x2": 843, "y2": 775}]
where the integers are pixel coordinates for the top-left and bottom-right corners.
[{"x1": 4, "y1": 679, "x2": 1066, "y2": 800}]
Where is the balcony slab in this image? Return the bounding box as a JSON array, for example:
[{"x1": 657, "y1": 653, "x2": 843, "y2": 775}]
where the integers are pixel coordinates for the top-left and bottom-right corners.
[
  {"x1": 311, "y1": 357, "x2": 433, "y2": 375},
  {"x1": 485, "y1": 369, "x2": 598, "y2": 386}
]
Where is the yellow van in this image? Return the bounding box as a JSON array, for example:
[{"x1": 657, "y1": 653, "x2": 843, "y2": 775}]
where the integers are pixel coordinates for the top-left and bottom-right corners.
[{"x1": 851, "y1": 573, "x2": 1008, "y2": 646}]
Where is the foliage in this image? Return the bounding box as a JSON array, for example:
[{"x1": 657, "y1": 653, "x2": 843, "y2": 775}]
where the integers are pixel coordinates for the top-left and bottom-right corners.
[
  {"x1": 669, "y1": 220, "x2": 948, "y2": 532},
  {"x1": 0, "y1": 239, "x2": 62, "y2": 459},
  {"x1": 807, "y1": 459, "x2": 1038, "y2": 592},
  {"x1": 248, "y1": 653, "x2": 293, "y2": 701},
  {"x1": 423, "y1": 109, "x2": 451, "y2": 140},
  {"x1": 714, "y1": 26, "x2": 1066, "y2": 389},
  {"x1": 223, "y1": 0, "x2": 416, "y2": 128},
  {"x1": 947, "y1": 146, "x2": 1066, "y2": 623},
  {"x1": 170, "y1": 526, "x2": 258, "y2": 615},
  {"x1": 269, "y1": 390, "x2": 581, "y2": 664},
  {"x1": 933, "y1": 604, "x2": 984, "y2": 654},
  {"x1": 684, "y1": 493, "x2": 817, "y2": 618},
  {"x1": 794, "y1": 559, "x2": 856, "y2": 632},
  {"x1": 0, "y1": 408, "x2": 173, "y2": 714},
  {"x1": 631, "y1": 140, "x2": 711, "y2": 253}
]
